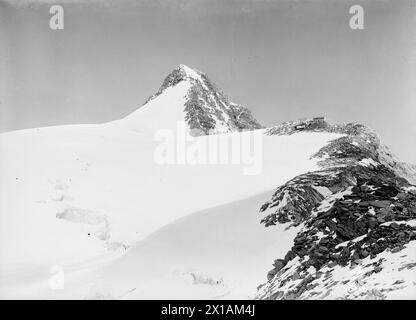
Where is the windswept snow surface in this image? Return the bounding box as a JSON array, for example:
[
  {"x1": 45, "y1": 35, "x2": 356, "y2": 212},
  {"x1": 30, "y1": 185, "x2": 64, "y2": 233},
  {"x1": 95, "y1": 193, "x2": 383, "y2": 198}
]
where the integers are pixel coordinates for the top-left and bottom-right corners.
[
  {"x1": 109, "y1": 192, "x2": 301, "y2": 300},
  {"x1": 0, "y1": 119, "x2": 341, "y2": 298},
  {"x1": 119, "y1": 80, "x2": 192, "y2": 133},
  {"x1": 39, "y1": 192, "x2": 301, "y2": 300}
]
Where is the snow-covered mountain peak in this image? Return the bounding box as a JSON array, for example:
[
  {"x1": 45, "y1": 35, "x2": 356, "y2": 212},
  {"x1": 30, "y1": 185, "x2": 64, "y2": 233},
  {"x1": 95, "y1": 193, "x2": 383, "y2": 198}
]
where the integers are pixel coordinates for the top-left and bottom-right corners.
[
  {"x1": 120, "y1": 64, "x2": 263, "y2": 136},
  {"x1": 177, "y1": 64, "x2": 204, "y2": 81},
  {"x1": 140, "y1": 64, "x2": 213, "y2": 105}
]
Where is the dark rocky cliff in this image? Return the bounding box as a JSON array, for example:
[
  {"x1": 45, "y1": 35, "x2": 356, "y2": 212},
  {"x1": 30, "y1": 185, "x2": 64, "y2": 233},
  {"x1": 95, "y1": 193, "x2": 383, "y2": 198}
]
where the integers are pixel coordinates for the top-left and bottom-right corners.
[{"x1": 257, "y1": 120, "x2": 416, "y2": 299}]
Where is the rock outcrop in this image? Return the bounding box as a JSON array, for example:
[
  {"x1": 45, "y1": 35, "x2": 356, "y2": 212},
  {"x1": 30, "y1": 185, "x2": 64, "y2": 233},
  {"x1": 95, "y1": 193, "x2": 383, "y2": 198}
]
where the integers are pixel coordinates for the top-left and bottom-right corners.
[{"x1": 257, "y1": 120, "x2": 416, "y2": 299}]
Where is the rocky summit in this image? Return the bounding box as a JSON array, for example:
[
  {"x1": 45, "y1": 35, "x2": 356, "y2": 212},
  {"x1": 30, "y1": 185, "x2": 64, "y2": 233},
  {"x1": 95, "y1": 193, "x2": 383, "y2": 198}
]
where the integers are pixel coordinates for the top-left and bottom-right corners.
[
  {"x1": 144, "y1": 64, "x2": 262, "y2": 136},
  {"x1": 257, "y1": 119, "x2": 416, "y2": 299}
]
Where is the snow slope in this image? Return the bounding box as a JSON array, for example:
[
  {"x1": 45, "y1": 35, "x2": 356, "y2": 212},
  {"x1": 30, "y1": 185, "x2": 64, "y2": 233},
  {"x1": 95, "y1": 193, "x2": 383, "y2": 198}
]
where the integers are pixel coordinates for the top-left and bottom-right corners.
[
  {"x1": 0, "y1": 122, "x2": 340, "y2": 298},
  {"x1": 120, "y1": 79, "x2": 191, "y2": 133},
  {"x1": 15, "y1": 191, "x2": 300, "y2": 299},
  {"x1": 95, "y1": 192, "x2": 301, "y2": 300},
  {"x1": 0, "y1": 64, "x2": 343, "y2": 299}
]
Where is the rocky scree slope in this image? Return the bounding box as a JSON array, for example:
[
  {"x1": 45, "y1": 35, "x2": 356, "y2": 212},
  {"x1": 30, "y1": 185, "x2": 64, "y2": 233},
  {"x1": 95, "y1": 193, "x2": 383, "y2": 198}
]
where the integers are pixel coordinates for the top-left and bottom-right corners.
[
  {"x1": 257, "y1": 119, "x2": 416, "y2": 299},
  {"x1": 144, "y1": 64, "x2": 262, "y2": 136}
]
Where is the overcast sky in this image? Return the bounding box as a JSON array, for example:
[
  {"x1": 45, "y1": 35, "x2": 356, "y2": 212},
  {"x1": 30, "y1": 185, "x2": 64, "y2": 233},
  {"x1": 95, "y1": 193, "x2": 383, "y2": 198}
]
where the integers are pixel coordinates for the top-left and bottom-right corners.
[{"x1": 1, "y1": 0, "x2": 415, "y2": 163}]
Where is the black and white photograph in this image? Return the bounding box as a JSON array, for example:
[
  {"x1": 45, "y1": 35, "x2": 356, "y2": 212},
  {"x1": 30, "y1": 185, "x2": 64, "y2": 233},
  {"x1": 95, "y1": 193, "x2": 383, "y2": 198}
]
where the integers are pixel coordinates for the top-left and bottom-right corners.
[{"x1": 0, "y1": 0, "x2": 415, "y2": 304}]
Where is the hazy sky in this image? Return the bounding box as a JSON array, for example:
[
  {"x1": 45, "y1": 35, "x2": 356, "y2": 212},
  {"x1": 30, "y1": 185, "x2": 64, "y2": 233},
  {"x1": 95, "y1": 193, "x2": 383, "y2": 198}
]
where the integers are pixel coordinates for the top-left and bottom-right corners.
[{"x1": 1, "y1": 0, "x2": 415, "y2": 163}]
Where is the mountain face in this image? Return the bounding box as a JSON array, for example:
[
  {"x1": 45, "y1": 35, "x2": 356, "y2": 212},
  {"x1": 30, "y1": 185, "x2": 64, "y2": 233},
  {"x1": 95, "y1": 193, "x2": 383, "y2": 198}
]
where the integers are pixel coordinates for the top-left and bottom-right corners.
[
  {"x1": 256, "y1": 119, "x2": 416, "y2": 299},
  {"x1": 123, "y1": 64, "x2": 262, "y2": 136}
]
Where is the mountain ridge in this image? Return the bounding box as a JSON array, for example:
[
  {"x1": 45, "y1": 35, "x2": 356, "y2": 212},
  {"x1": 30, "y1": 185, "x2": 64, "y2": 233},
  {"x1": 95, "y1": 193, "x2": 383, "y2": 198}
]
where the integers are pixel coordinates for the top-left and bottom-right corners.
[{"x1": 256, "y1": 120, "x2": 416, "y2": 299}]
